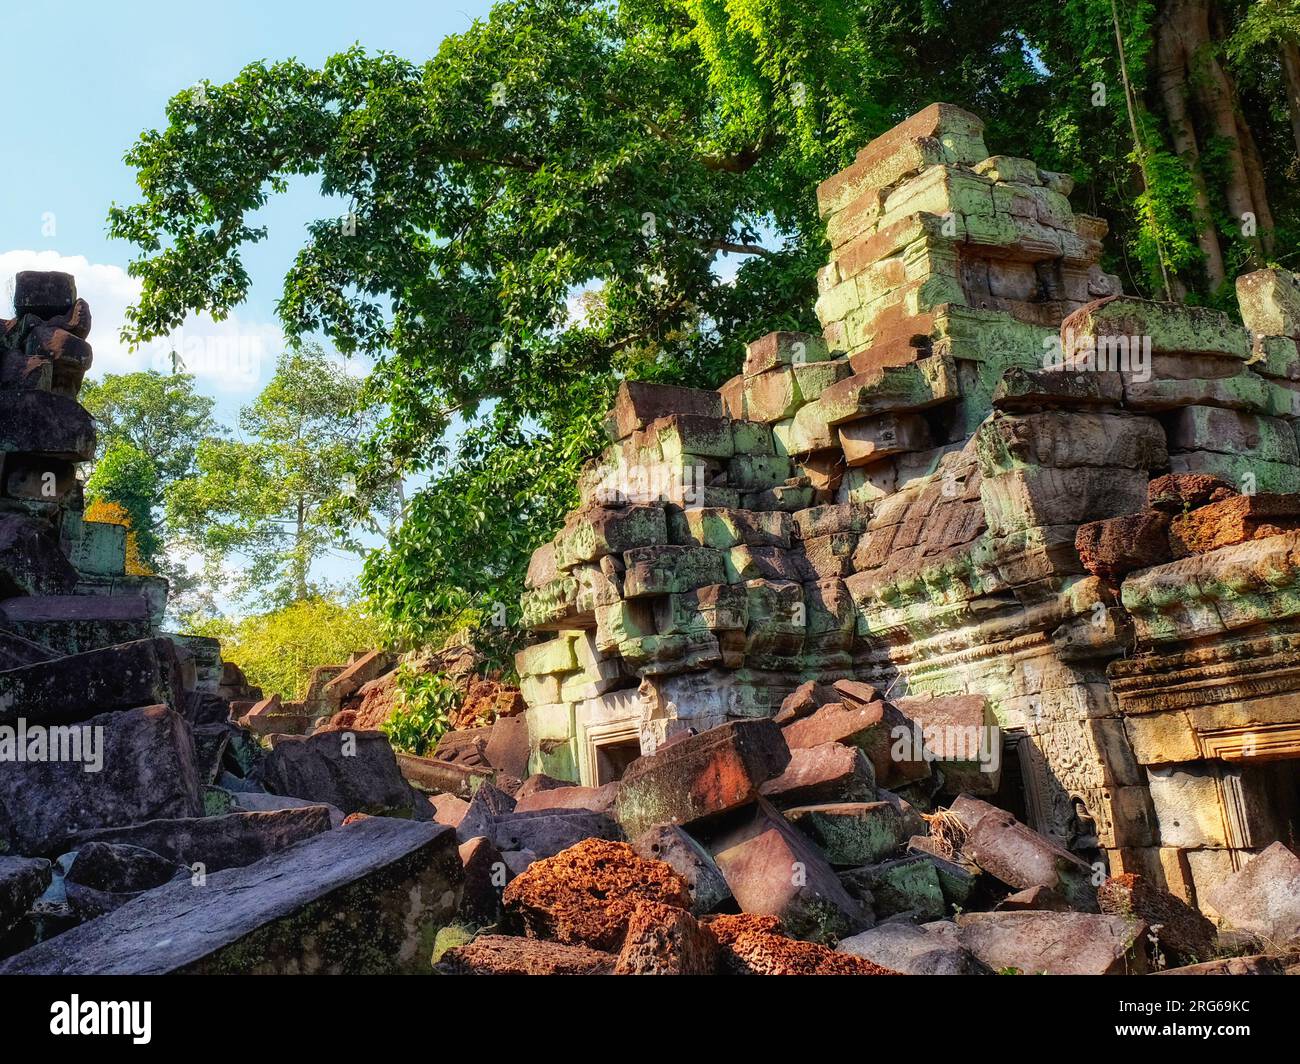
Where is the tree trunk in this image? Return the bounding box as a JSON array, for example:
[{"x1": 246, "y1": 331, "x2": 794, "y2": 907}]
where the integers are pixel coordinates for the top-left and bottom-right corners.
[
  {"x1": 1237, "y1": 111, "x2": 1277, "y2": 256},
  {"x1": 1154, "y1": 0, "x2": 1227, "y2": 291},
  {"x1": 1184, "y1": 0, "x2": 1266, "y2": 268},
  {"x1": 1282, "y1": 42, "x2": 1300, "y2": 164},
  {"x1": 295, "y1": 495, "x2": 308, "y2": 601}
]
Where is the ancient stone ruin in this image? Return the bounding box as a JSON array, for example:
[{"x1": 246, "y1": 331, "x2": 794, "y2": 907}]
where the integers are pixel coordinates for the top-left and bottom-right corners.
[
  {"x1": 3, "y1": 104, "x2": 1300, "y2": 976},
  {"x1": 514, "y1": 103, "x2": 1300, "y2": 946},
  {"x1": 0, "y1": 272, "x2": 463, "y2": 972}
]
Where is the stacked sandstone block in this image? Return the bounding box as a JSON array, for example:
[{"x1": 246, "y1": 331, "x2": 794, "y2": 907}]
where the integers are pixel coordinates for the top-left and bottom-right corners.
[
  {"x1": 517, "y1": 106, "x2": 1300, "y2": 907},
  {"x1": 1, "y1": 271, "x2": 168, "y2": 652}
]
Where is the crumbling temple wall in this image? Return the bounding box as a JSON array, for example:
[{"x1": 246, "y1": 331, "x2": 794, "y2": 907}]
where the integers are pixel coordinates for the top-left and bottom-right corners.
[
  {"x1": 516, "y1": 103, "x2": 1300, "y2": 916},
  {"x1": 1, "y1": 271, "x2": 173, "y2": 660}
]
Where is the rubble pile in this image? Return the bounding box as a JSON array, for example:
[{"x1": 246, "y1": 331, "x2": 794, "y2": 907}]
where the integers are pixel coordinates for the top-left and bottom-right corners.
[
  {"x1": 0, "y1": 272, "x2": 462, "y2": 973},
  {"x1": 423, "y1": 711, "x2": 1298, "y2": 975}
]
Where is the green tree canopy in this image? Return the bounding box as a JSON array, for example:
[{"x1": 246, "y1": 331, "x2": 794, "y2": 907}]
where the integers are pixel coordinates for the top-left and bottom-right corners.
[
  {"x1": 166, "y1": 344, "x2": 397, "y2": 606},
  {"x1": 110, "y1": 0, "x2": 1300, "y2": 654},
  {"x1": 80, "y1": 371, "x2": 218, "y2": 486},
  {"x1": 84, "y1": 441, "x2": 162, "y2": 565}
]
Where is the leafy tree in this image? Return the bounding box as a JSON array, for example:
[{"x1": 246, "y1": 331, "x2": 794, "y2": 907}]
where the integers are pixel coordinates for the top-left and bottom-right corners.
[
  {"x1": 110, "y1": 0, "x2": 1300, "y2": 653},
  {"x1": 80, "y1": 371, "x2": 218, "y2": 487},
  {"x1": 166, "y1": 344, "x2": 397, "y2": 606},
  {"x1": 84, "y1": 441, "x2": 162, "y2": 566},
  {"x1": 186, "y1": 596, "x2": 382, "y2": 699}
]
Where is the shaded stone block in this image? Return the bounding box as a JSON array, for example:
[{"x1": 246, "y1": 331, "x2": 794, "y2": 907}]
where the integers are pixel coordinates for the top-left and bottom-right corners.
[
  {"x1": 1, "y1": 818, "x2": 463, "y2": 974},
  {"x1": 0, "y1": 391, "x2": 95, "y2": 460},
  {"x1": 614, "y1": 719, "x2": 790, "y2": 837},
  {"x1": 66, "y1": 808, "x2": 334, "y2": 874},
  {"x1": 784, "y1": 801, "x2": 903, "y2": 865},
  {"x1": 708, "y1": 797, "x2": 867, "y2": 942},
  {"x1": 0, "y1": 514, "x2": 78, "y2": 598},
  {"x1": 0, "y1": 704, "x2": 202, "y2": 856},
  {"x1": 955, "y1": 910, "x2": 1148, "y2": 975},
  {"x1": 631, "y1": 824, "x2": 731, "y2": 915},
  {"x1": 262, "y1": 730, "x2": 422, "y2": 818}
]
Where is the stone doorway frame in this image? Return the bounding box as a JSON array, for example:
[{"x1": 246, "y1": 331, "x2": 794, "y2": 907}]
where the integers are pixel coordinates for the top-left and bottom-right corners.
[
  {"x1": 1198, "y1": 722, "x2": 1300, "y2": 866},
  {"x1": 577, "y1": 717, "x2": 641, "y2": 787}
]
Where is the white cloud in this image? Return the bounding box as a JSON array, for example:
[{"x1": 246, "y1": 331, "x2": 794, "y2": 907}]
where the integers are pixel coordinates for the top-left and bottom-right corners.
[{"x1": 0, "y1": 249, "x2": 283, "y2": 396}]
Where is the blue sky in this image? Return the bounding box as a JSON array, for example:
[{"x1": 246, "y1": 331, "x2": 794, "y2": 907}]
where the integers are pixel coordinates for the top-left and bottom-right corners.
[{"x1": 1, "y1": 0, "x2": 495, "y2": 608}]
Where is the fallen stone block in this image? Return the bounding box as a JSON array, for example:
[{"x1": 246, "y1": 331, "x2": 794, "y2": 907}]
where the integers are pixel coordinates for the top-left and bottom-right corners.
[
  {"x1": 995, "y1": 885, "x2": 1071, "y2": 911},
  {"x1": 955, "y1": 910, "x2": 1147, "y2": 975},
  {"x1": 0, "y1": 628, "x2": 54, "y2": 671},
  {"x1": 320, "y1": 649, "x2": 396, "y2": 712},
  {"x1": 772, "y1": 679, "x2": 836, "y2": 725},
  {"x1": 0, "y1": 818, "x2": 463, "y2": 974},
  {"x1": 66, "y1": 807, "x2": 334, "y2": 874},
  {"x1": 838, "y1": 921, "x2": 987, "y2": 975},
  {"x1": 455, "y1": 780, "x2": 517, "y2": 843},
  {"x1": 397, "y1": 751, "x2": 487, "y2": 798},
  {"x1": 893, "y1": 692, "x2": 1001, "y2": 795},
  {"x1": 490, "y1": 810, "x2": 622, "y2": 859},
  {"x1": 1156, "y1": 954, "x2": 1288, "y2": 976},
  {"x1": 458, "y1": 835, "x2": 510, "y2": 927},
  {"x1": 614, "y1": 719, "x2": 790, "y2": 838},
  {"x1": 708, "y1": 798, "x2": 867, "y2": 942},
  {"x1": 948, "y1": 795, "x2": 1098, "y2": 912},
  {"x1": 0, "y1": 595, "x2": 154, "y2": 657},
  {"x1": 1098, "y1": 872, "x2": 1216, "y2": 965},
  {"x1": 0, "y1": 636, "x2": 182, "y2": 727},
  {"x1": 0, "y1": 704, "x2": 202, "y2": 856},
  {"x1": 502, "y1": 838, "x2": 691, "y2": 950},
  {"x1": 716, "y1": 926, "x2": 896, "y2": 975},
  {"x1": 614, "y1": 899, "x2": 719, "y2": 974},
  {"x1": 781, "y1": 700, "x2": 929, "y2": 788},
  {"x1": 429, "y1": 792, "x2": 470, "y2": 828},
  {"x1": 0, "y1": 515, "x2": 78, "y2": 598},
  {"x1": 0, "y1": 856, "x2": 51, "y2": 937},
  {"x1": 514, "y1": 782, "x2": 618, "y2": 814},
  {"x1": 1206, "y1": 842, "x2": 1300, "y2": 947},
  {"x1": 436, "y1": 933, "x2": 615, "y2": 975},
  {"x1": 759, "y1": 742, "x2": 876, "y2": 807},
  {"x1": 631, "y1": 824, "x2": 731, "y2": 915},
  {"x1": 261, "y1": 730, "x2": 423, "y2": 818},
  {"x1": 62, "y1": 842, "x2": 185, "y2": 920},
  {"x1": 842, "y1": 854, "x2": 946, "y2": 920},
  {"x1": 784, "y1": 802, "x2": 903, "y2": 866},
  {"x1": 227, "y1": 790, "x2": 344, "y2": 828}
]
